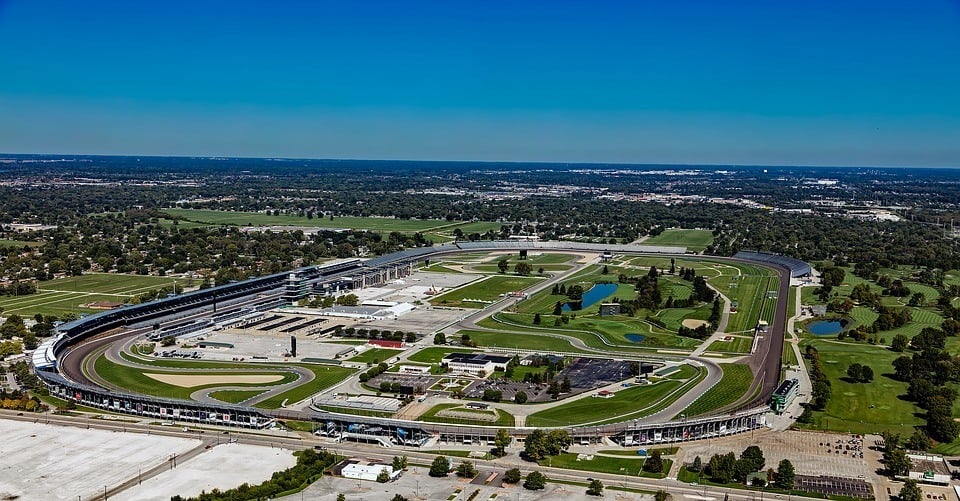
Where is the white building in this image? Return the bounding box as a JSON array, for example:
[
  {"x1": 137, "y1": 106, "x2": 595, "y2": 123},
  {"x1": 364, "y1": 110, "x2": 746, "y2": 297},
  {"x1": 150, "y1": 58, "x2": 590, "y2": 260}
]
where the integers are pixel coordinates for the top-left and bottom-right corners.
[
  {"x1": 341, "y1": 463, "x2": 401, "y2": 482},
  {"x1": 441, "y1": 353, "x2": 511, "y2": 376}
]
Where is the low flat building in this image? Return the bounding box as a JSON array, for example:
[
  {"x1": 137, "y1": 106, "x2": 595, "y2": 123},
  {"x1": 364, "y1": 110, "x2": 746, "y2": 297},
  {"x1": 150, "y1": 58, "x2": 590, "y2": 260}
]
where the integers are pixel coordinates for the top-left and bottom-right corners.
[
  {"x1": 442, "y1": 352, "x2": 511, "y2": 376},
  {"x1": 341, "y1": 462, "x2": 401, "y2": 482}
]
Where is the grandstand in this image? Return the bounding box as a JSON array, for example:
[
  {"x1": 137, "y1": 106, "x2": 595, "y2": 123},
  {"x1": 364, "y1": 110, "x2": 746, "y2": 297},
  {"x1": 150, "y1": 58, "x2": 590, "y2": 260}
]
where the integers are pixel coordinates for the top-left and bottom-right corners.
[{"x1": 734, "y1": 251, "x2": 812, "y2": 277}]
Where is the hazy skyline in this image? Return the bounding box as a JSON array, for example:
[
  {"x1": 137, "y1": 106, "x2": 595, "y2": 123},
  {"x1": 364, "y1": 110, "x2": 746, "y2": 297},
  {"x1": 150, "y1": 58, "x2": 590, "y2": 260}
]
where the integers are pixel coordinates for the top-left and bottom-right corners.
[{"x1": 1, "y1": 1, "x2": 959, "y2": 167}]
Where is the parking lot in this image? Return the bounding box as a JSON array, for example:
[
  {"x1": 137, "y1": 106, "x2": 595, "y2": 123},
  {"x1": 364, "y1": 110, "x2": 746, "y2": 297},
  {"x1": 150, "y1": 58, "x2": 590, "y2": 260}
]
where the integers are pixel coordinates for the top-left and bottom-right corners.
[
  {"x1": 675, "y1": 429, "x2": 874, "y2": 486},
  {"x1": 560, "y1": 358, "x2": 634, "y2": 389}
]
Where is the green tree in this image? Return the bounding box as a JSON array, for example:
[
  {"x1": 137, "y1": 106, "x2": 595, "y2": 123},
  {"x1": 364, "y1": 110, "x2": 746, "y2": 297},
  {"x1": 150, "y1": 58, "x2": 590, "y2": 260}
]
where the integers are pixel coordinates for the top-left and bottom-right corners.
[
  {"x1": 433, "y1": 332, "x2": 446, "y2": 345},
  {"x1": 523, "y1": 471, "x2": 547, "y2": 490},
  {"x1": 533, "y1": 313, "x2": 541, "y2": 325},
  {"x1": 515, "y1": 262, "x2": 532, "y2": 276},
  {"x1": 494, "y1": 428, "x2": 512, "y2": 457},
  {"x1": 587, "y1": 478, "x2": 604, "y2": 496},
  {"x1": 337, "y1": 494, "x2": 346, "y2": 501},
  {"x1": 740, "y1": 445, "x2": 765, "y2": 472},
  {"x1": 846, "y1": 363, "x2": 863, "y2": 382},
  {"x1": 883, "y1": 448, "x2": 911, "y2": 477},
  {"x1": 644, "y1": 450, "x2": 664, "y2": 473},
  {"x1": 503, "y1": 468, "x2": 522, "y2": 484},
  {"x1": 690, "y1": 455, "x2": 703, "y2": 473},
  {"x1": 429, "y1": 456, "x2": 450, "y2": 477},
  {"x1": 654, "y1": 490, "x2": 670, "y2": 501},
  {"x1": 391, "y1": 495, "x2": 408, "y2": 501},
  {"x1": 899, "y1": 479, "x2": 922, "y2": 501},
  {"x1": 545, "y1": 430, "x2": 572, "y2": 456},
  {"x1": 377, "y1": 468, "x2": 391, "y2": 483},
  {"x1": 774, "y1": 459, "x2": 795, "y2": 489},
  {"x1": 514, "y1": 391, "x2": 528, "y2": 404},
  {"x1": 907, "y1": 429, "x2": 931, "y2": 452},
  {"x1": 892, "y1": 333, "x2": 909, "y2": 352},
  {"x1": 498, "y1": 258, "x2": 509, "y2": 273},
  {"x1": 456, "y1": 460, "x2": 477, "y2": 478},
  {"x1": 524, "y1": 429, "x2": 548, "y2": 461}
]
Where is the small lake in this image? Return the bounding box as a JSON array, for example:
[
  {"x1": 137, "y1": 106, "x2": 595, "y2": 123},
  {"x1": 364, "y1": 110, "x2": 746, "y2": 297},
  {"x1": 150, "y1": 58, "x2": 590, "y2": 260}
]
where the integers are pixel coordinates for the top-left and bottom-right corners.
[
  {"x1": 808, "y1": 320, "x2": 843, "y2": 336},
  {"x1": 563, "y1": 283, "x2": 618, "y2": 311},
  {"x1": 625, "y1": 334, "x2": 646, "y2": 343}
]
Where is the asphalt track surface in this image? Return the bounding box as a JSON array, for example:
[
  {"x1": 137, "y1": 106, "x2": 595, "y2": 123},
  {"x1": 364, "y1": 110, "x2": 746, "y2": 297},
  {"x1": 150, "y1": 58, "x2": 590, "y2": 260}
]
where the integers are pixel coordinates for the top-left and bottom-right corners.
[{"x1": 55, "y1": 248, "x2": 790, "y2": 428}]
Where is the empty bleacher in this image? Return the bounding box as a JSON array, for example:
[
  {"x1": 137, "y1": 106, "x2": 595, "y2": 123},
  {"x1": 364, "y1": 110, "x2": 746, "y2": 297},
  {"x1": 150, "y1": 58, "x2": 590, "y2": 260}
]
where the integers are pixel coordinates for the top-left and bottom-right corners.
[{"x1": 734, "y1": 251, "x2": 812, "y2": 277}]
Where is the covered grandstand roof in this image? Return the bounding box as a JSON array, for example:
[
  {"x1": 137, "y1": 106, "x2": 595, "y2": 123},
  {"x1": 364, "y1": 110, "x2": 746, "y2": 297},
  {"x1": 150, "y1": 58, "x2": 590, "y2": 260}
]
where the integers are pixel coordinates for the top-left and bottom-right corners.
[{"x1": 733, "y1": 251, "x2": 812, "y2": 277}]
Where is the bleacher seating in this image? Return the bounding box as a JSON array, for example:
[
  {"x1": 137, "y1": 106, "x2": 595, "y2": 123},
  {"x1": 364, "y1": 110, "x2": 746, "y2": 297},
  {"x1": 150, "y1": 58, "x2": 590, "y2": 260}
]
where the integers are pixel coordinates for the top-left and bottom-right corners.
[{"x1": 734, "y1": 251, "x2": 812, "y2": 277}]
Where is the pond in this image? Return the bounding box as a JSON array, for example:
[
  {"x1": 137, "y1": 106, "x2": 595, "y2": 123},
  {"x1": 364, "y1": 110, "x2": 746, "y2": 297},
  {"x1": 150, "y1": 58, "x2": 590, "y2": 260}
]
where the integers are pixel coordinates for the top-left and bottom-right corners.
[
  {"x1": 807, "y1": 320, "x2": 843, "y2": 336},
  {"x1": 563, "y1": 282, "x2": 618, "y2": 311},
  {"x1": 625, "y1": 334, "x2": 646, "y2": 343}
]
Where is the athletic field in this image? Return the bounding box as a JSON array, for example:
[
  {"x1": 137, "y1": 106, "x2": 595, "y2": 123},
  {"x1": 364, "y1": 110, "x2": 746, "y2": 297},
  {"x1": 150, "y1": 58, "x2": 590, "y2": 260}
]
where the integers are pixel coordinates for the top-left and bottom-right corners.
[{"x1": 0, "y1": 273, "x2": 179, "y2": 317}]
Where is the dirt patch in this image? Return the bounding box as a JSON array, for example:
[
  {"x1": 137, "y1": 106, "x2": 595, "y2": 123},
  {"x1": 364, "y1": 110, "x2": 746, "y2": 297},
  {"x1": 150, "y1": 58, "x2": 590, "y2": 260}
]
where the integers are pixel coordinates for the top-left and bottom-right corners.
[
  {"x1": 682, "y1": 319, "x2": 709, "y2": 329},
  {"x1": 143, "y1": 373, "x2": 284, "y2": 388}
]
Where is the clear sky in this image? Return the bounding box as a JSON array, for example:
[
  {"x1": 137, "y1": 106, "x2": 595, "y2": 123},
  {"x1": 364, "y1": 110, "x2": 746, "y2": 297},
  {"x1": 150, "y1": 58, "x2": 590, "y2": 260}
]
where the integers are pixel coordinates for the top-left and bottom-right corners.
[{"x1": 1, "y1": 0, "x2": 958, "y2": 167}]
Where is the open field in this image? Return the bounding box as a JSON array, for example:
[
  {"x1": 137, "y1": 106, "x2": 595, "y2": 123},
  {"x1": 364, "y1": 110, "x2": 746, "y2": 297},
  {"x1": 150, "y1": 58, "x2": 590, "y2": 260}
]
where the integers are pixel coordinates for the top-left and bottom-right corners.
[
  {"x1": 680, "y1": 363, "x2": 753, "y2": 417},
  {"x1": 419, "y1": 403, "x2": 515, "y2": 426},
  {"x1": 540, "y1": 453, "x2": 671, "y2": 479},
  {"x1": 526, "y1": 380, "x2": 684, "y2": 427},
  {"x1": 0, "y1": 273, "x2": 180, "y2": 316},
  {"x1": 164, "y1": 208, "x2": 456, "y2": 231},
  {"x1": 144, "y1": 373, "x2": 285, "y2": 387},
  {"x1": 0, "y1": 239, "x2": 43, "y2": 247},
  {"x1": 429, "y1": 275, "x2": 542, "y2": 308},
  {"x1": 406, "y1": 347, "x2": 478, "y2": 364},
  {"x1": 94, "y1": 355, "x2": 297, "y2": 399},
  {"x1": 208, "y1": 389, "x2": 265, "y2": 403},
  {"x1": 348, "y1": 348, "x2": 404, "y2": 364},
  {"x1": 457, "y1": 329, "x2": 584, "y2": 353},
  {"x1": 254, "y1": 365, "x2": 356, "y2": 409},
  {"x1": 643, "y1": 228, "x2": 714, "y2": 252},
  {"x1": 797, "y1": 339, "x2": 923, "y2": 435},
  {"x1": 705, "y1": 336, "x2": 753, "y2": 354}
]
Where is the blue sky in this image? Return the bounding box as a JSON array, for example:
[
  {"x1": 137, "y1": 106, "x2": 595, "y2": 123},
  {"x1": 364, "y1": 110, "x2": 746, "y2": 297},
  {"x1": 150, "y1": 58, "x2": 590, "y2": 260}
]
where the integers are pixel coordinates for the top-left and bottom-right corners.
[{"x1": 1, "y1": 1, "x2": 958, "y2": 166}]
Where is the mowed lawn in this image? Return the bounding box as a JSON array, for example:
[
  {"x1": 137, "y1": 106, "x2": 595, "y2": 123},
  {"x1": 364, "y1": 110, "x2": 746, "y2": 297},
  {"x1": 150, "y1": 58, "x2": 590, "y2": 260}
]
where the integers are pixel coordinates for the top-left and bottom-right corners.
[
  {"x1": 406, "y1": 347, "x2": 478, "y2": 364},
  {"x1": 799, "y1": 339, "x2": 923, "y2": 436},
  {"x1": 456, "y1": 329, "x2": 584, "y2": 353},
  {"x1": 526, "y1": 380, "x2": 682, "y2": 427},
  {"x1": 164, "y1": 208, "x2": 455, "y2": 232},
  {"x1": 255, "y1": 364, "x2": 356, "y2": 409},
  {"x1": 643, "y1": 229, "x2": 714, "y2": 252},
  {"x1": 0, "y1": 273, "x2": 179, "y2": 316},
  {"x1": 680, "y1": 363, "x2": 753, "y2": 417},
  {"x1": 429, "y1": 275, "x2": 543, "y2": 308},
  {"x1": 348, "y1": 348, "x2": 404, "y2": 364}
]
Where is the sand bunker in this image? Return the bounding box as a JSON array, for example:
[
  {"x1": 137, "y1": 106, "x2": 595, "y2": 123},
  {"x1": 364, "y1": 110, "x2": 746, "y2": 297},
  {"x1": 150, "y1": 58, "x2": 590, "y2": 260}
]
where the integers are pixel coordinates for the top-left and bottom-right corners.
[
  {"x1": 681, "y1": 319, "x2": 710, "y2": 329},
  {"x1": 144, "y1": 373, "x2": 284, "y2": 388}
]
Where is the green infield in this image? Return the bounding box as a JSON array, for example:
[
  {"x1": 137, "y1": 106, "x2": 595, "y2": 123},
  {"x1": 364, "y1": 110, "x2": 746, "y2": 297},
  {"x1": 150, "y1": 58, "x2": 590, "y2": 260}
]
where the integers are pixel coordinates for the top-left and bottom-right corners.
[
  {"x1": 429, "y1": 275, "x2": 543, "y2": 308},
  {"x1": 705, "y1": 336, "x2": 753, "y2": 354},
  {"x1": 419, "y1": 403, "x2": 515, "y2": 427},
  {"x1": 208, "y1": 390, "x2": 265, "y2": 404},
  {"x1": 255, "y1": 365, "x2": 356, "y2": 409},
  {"x1": 643, "y1": 228, "x2": 714, "y2": 252},
  {"x1": 92, "y1": 354, "x2": 296, "y2": 400},
  {"x1": 797, "y1": 339, "x2": 923, "y2": 436},
  {"x1": 680, "y1": 363, "x2": 753, "y2": 417},
  {"x1": 348, "y1": 348, "x2": 404, "y2": 364},
  {"x1": 163, "y1": 208, "x2": 457, "y2": 232},
  {"x1": 526, "y1": 380, "x2": 684, "y2": 427}
]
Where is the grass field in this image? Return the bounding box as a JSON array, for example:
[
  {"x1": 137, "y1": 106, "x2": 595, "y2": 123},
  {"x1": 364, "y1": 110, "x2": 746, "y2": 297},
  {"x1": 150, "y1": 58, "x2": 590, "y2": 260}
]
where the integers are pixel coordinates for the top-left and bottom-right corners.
[
  {"x1": 406, "y1": 347, "x2": 478, "y2": 364},
  {"x1": 797, "y1": 339, "x2": 923, "y2": 435},
  {"x1": 526, "y1": 380, "x2": 683, "y2": 427},
  {"x1": 541, "y1": 453, "x2": 671, "y2": 479},
  {"x1": 680, "y1": 363, "x2": 753, "y2": 417},
  {"x1": 348, "y1": 348, "x2": 404, "y2": 364},
  {"x1": 643, "y1": 228, "x2": 714, "y2": 252},
  {"x1": 0, "y1": 239, "x2": 43, "y2": 248},
  {"x1": 429, "y1": 275, "x2": 543, "y2": 308},
  {"x1": 93, "y1": 354, "x2": 296, "y2": 400},
  {"x1": 0, "y1": 273, "x2": 180, "y2": 316},
  {"x1": 255, "y1": 365, "x2": 356, "y2": 409},
  {"x1": 705, "y1": 336, "x2": 753, "y2": 354},
  {"x1": 419, "y1": 403, "x2": 515, "y2": 427},
  {"x1": 164, "y1": 208, "x2": 455, "y2": 231},
  {"x1": 456, "y1": 329, "x2": 584, "y2": 353},
  {"x1": 208, "y1": 390, "x2": 264, "y2": 404}
]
